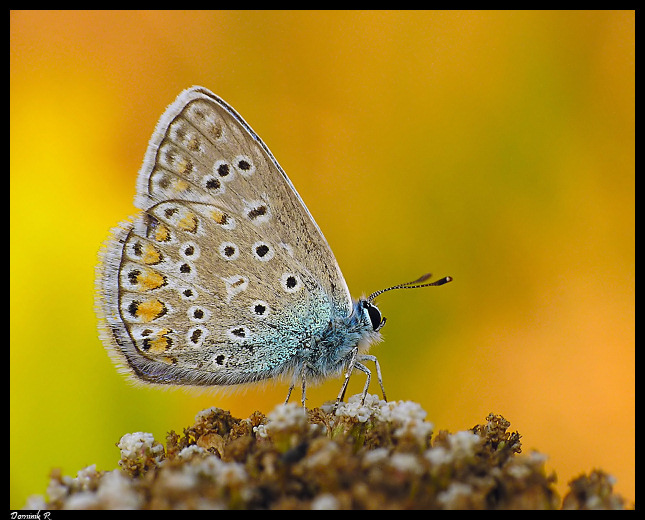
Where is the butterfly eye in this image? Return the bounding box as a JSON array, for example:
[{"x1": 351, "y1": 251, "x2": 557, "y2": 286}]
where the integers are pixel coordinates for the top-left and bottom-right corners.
[{"x1": 363, "y1": 301, "x2": 385, "y2": 331}]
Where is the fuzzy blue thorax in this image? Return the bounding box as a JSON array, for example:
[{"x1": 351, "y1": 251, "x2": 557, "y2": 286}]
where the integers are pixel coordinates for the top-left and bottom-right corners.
[{"x1": 290, "y1": 299, "x2": 384, "y2": 384}]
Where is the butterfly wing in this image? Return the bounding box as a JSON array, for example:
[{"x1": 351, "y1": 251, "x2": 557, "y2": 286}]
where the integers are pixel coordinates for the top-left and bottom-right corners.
[{"x1": 96, "y1": 87, "x2": 352, "y2": 386}]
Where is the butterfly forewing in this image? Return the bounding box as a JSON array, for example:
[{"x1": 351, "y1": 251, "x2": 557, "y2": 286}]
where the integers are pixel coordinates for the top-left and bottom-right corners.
[{"x1": 138, "y1": 88, "x2": 350, "y2": 310}]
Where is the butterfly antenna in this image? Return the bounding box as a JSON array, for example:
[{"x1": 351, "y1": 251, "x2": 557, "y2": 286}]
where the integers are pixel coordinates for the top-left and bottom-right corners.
[{"x1": 367, "y1": 273, "x2": 453, "y2": 303}]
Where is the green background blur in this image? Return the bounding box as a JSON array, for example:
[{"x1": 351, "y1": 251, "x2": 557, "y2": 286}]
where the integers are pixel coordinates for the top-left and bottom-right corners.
[{"x1": 11, "y1": 11, "x2": 634, "y2": 508}]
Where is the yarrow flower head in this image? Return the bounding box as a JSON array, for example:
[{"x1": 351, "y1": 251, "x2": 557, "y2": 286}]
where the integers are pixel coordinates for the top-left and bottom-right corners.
[{"x1": 334, "y1": 393, "x2": 386, "y2": 423}]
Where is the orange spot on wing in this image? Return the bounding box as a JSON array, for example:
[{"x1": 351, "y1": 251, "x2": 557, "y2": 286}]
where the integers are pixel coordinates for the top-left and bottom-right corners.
[
  {"x1": 142, "y1": 244, "x2": 162, "y2": 265},
  {"x1": 147, "y1": 328, "x2": 172, "y2": 353},
  {"x1": 138, "y1": 269, "x2": 166, "y2": 291},
  {"x1": 178, "y1": 213, "x2": 198, "y2": 233},
  {"x1": 211, "y1": 209, "x2": 228, "y2": 225},
  {"x1": 136, "y1": 299, "x2": 166, "y2": 322},
  {"x1": 154, "y1": 224, "x2": 171, "y2": 242}
]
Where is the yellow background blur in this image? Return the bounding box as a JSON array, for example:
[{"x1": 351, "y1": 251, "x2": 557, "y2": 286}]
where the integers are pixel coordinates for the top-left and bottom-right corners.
[{"x1": 11, "y1": 11, "x2": 634, "y2": 508}]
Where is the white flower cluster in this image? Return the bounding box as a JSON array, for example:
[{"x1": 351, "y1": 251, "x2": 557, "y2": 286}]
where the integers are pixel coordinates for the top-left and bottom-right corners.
[
  {"x1": 45, "y1": 464, "x2": 99, "y2": 503},
  {"x1": 446, "y1": 430, "x2": 482, "y2": 458},
  {"x1": 157, "y1": 453, "x2": 248, "y2": 493},
  {"x1": 41, "y1": 465, "x2": 142, "y2": 509},
  {"x1": 333, "y1": 393, "x2": 383, "y2": 422},
  {"x1": 191, "y1": 455, "x2": 248, "y2": 488},
  {"x1": 335, "y1": 394, "x2": 434, "y2": 444},
  {"x1": 424, "y1": 430, "x2": 482, "y2": 467},
  {"x1": 385, "y1": 400, "x2": 434, "y2": 444},
  {"x1": 117, "y1": 432, "x2": 164, "y2": 466},
  {"x1": 178, "y1": 444, "x2": 207, "y2": 460},
  {"x1": 253, "y1": 402, "x2": 307, "y2": 438},
  {"x1": 34, "y1": 448, "x2": 249, "y2": 508},
  {"x1": 194, "y1": 406, "x2": 222, "y2": 423},
  {"x1": 436, "y1": 482, "x2": 474, "y2": 509}
]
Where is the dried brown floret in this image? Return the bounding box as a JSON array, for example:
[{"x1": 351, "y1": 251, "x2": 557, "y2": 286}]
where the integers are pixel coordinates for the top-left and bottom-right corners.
[{"x1": 561, "y1": 469, "x2": 626, "y2": 510}]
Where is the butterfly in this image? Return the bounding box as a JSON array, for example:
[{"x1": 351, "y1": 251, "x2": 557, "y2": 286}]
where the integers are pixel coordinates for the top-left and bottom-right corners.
[{"x1": 95, "y1": 86, "x2": 451, "y2": 408}]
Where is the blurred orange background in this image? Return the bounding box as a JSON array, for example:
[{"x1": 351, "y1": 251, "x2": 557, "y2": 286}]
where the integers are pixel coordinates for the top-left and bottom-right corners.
[{"x1": 11, "y1": 10, "x2": 634, "y2": 508}]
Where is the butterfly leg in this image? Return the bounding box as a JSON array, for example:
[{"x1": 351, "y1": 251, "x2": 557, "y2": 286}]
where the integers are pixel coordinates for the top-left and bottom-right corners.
[
  {"x1": 352, "y1": 361, "x2": 373, "y2": 405},
  {"x1": 285, "y1": 369, "x2": 309, "y2": 409},
  {"x1": 301, "y1": 376, "x2": 307, "y2": 409},
  {"x1": 333, "y1": 347, "x2": 359, "y2": 411},
  {"x1": 285, "y1": 372, "x2": 299, "y2": 404},
  {"x1": 284, "y1": 384, "x2": 294, "y2": 404},
  {"x1": 357, "y1": 354, "x2": 387, "y2": 402}
]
